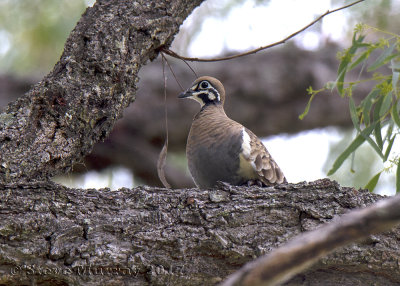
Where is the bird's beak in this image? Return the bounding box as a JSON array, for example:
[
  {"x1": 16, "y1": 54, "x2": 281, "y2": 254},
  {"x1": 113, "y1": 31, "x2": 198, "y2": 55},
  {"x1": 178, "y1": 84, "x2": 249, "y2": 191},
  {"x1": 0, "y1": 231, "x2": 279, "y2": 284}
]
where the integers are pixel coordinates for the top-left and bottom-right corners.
[{"x1": 178, "y1": 89, "x2": 194, "y2": 99}]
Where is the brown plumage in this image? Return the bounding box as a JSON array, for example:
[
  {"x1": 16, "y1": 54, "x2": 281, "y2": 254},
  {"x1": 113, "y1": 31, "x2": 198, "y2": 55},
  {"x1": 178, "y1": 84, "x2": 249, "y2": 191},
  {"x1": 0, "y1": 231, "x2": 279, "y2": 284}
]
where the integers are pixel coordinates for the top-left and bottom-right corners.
[{"x1": 179, "y1": 76, "x2": 286, "y2": 188}]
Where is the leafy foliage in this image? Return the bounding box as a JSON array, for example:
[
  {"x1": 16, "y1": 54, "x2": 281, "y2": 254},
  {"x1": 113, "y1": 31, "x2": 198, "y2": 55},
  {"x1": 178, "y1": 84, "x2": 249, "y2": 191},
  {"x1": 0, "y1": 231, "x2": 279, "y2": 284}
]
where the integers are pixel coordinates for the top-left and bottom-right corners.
[
  {"x1": 300, "y1": 24, "x2": 400, "y2": 193},
  {"x1": 0, "y1": 0, "x2": 89, "y2": 75}
]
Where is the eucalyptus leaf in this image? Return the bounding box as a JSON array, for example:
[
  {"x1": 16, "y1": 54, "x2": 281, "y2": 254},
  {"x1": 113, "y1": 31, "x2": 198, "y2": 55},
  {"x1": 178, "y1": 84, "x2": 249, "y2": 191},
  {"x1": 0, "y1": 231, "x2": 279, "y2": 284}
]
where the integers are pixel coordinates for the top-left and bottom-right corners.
[
  {"x1": 361, "y1": 89, "x2": 380, "y2": 125},
  {"x1": 327, "y1": 123, "x2": 377, "y2": 176},
  {"x1": 397, "y1": 161, "x2": 400, "y2": 194},
  {"x1": 391, "y1": 102, "x2": 400, "y2": 128},
  {"x1": 336, "y1": 34, "x2": 366, "y2": 96},
  {"x1": 391, "y1": 59, "x2": 400, "y2": 93},
  {"x1": 393, "y1": 71, "x2": 400, "y2": 94},
  {"x1": 373, "y1": 95, "x2": 384, "y2": 149},
  {"x1": 364, "y1": 171, "x2": 382, "y2": 192},
  {"x1": 384, "y1": 134, "x2": 396, "y2": 161},
  {"x1": 368, "y1": 43, "x2": 396, "y2": 72},
  {"x1": 349, "y1": 49, "x2": 370, "y2": 71},
  {"x1": 379, "y1": 91, "x2": 392, "y2": 118},
  {"x1": 349, "y1": 96, "x2": 360, "y2": 131},
  {"x1": 299, "y1": 91, "x2": 316, "y2": 120},
  {"x1": 384, "y1": 121, "x2": 394, "y2": 142}
]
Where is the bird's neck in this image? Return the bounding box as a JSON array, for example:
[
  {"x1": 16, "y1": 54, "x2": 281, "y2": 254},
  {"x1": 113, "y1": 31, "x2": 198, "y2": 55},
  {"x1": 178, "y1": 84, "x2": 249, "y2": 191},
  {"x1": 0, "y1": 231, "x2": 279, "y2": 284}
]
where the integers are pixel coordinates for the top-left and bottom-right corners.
[
  {"x1": 194, "y1": 102, "x2": 227, "y2": 120},
  {"x1": 200, "y1": 101, "x2": 223, "y2": 111}
]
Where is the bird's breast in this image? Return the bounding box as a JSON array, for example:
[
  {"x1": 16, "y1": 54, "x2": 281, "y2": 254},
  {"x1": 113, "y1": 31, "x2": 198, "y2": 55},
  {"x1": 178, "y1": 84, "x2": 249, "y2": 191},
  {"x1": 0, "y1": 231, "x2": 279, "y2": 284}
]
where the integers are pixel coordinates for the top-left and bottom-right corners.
[{"x1": 186, "y1": 110, "x2": 244, "y2": 187}]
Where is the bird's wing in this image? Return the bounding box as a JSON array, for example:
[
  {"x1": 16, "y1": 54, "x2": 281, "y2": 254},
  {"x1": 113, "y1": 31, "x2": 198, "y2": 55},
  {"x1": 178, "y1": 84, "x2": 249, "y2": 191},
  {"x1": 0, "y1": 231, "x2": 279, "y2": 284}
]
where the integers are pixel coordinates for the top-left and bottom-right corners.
[{"x1": 240, "y1": 128, "x2": 286, "y2": 185}]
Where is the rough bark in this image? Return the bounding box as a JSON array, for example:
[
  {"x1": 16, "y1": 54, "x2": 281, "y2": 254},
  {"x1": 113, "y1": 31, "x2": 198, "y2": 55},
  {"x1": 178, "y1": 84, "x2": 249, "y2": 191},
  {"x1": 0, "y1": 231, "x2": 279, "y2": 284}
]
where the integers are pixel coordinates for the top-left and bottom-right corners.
[
  {"x1": 0, "y1": 179, "x2": 399, "y2": 286},
  {"x1": 0, "y1": 0, "x2": 204, "y2": 183},
  {"x1": 223, "y1": 188, "x2": 400, "y2": 286}
]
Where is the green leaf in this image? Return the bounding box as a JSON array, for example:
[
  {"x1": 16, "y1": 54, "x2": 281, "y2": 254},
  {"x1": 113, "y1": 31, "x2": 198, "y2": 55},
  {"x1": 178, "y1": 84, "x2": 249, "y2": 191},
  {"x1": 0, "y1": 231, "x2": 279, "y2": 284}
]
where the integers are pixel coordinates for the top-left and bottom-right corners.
[
  {"x1": 350, "y1": 151, "x2": 356, "y2": 173},
  {"x1": 368, "y1": 43, "x2": 396, "y2": 72},
  {"x1": 379, "y1": 91, "x2": 392, "y2": 118},
  {"x1": 371, "y1": 91, "x2": 392, "y2": 153},
  {"x1": 351, "y1": 33, "x2": 366, "y2": 50},
  {"x1": 391, "y1": 101, "x2": 400, "y2": 128},
  {"x1": 361, "y1": 89, "x2": 380, "y2": 125},
  {"x1": 390, "y1": 60, "x2": 400, "y2": 71},
  {"x1": 384, "y1": 120, "x2": 394, "y2": 142},
  {"x1": 364, "y1": 171, "x2": 382, "y2": 192},
  {"x1": 391, "y1": 59, "x2": 400, "y2": 93},
  {"x1": 299, "y1": 91, "x2": 316, "y2": 120},
  {"x1": 393, "y1": 71, "x2": 400, "y2": 94},
  {"x1": 384, "y1": 133, "x2": 396, "y2": 161},
  {"x1": 336, "y1": 34, "x2": 366, "y2": 96},
  {"x1": 350, "y1": 94, "x2": 384, "y2": 159},
  {"x1": 349, "y1": 96, "x2": 360, "y2": 131},
  {"x1": 327, "y1": 123, "x2": 377, "y2": 176},
  {"x1": 373, "y1": 95, "x2": 384, "y2": 149},
  {"x1": 336, "y1": 74, "x2": 345, "y2": 96},
  {"x1": 397, "y1": 160, "x2": 400, "y2": 194},
  {"x1": 370, "y1": 123, "x2": 384, "y2": 158},
  {"x1": 349, "y1": 49, "x2": 370, "y2": 71}
]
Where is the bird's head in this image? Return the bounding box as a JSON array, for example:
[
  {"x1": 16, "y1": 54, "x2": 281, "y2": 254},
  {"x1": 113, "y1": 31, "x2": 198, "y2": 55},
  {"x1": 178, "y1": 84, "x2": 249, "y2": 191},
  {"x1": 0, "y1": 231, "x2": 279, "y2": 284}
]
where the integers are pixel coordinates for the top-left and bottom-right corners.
[{"x1": 178, "y1": 76, "x2": 226, "y2": 107}]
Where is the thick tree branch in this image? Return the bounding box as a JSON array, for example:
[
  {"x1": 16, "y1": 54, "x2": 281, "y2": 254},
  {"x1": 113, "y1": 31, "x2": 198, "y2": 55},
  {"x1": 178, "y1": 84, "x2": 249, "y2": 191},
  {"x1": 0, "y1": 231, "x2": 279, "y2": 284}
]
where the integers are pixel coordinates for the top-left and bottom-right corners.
[
  {"x1": 1, "y1": 179, "x2": 400, "y2": 286},
  {"x1": 0, "y1": 0, "x2": 204, "y2": 183},
  {"x1": 222, "y1": 191, "x2": 400, "y2": 286}
]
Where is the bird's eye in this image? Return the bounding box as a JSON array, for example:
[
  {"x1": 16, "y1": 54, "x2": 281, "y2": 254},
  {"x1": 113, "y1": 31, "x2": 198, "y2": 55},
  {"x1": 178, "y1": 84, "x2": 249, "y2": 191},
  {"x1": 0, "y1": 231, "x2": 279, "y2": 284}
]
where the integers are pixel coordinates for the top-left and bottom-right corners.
[{"x1": 200, "y1": 81, "x2": 209, "y2": 89}]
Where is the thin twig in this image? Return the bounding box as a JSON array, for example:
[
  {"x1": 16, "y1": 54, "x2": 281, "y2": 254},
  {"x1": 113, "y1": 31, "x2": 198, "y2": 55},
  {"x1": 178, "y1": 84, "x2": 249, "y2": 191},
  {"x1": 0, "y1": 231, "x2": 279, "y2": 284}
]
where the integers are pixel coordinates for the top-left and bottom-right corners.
[
  {"x1": 181, "y1": 56, "x2": 198, "y2": 78},
  {"x1": 221, "y1": 193, "x2": 400, "y2": 286},
  {"x1": 161, "y1": 53, "x2": 185, "y2": 91},
  {"x1": 156, "y1": 56, "x2": 171, "y2": 189},
  {"x1": 163, "y1": 0, "x2": 365, "y2": 62},
  {"x1": 163, "y1": 51, "x2": 198, "y2": 78}
]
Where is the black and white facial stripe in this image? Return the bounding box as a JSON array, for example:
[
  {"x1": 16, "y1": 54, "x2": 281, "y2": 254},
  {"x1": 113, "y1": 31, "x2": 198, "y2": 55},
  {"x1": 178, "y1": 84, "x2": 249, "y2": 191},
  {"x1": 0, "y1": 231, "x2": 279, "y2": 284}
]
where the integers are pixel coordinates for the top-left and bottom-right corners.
[{"x1": 194, "y1": 80, "x2": 221, "y2": 105}]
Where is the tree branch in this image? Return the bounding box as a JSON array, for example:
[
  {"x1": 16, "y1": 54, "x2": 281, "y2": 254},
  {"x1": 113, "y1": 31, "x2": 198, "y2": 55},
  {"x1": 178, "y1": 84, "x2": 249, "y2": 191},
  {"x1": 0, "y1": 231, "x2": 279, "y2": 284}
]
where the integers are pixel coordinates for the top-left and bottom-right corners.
[
  {"x1": 1, "y1": 179, "x2": 400, "y2": 286},
  {"x1": 162, "y1": 0, "x2": 365, "y2": 62},
  {"x1": 0, "y1": 0, "x2": 204, "y2": 183},
  {"x1": 221, "y1": 191, "x2": 400, "y2": 286}
]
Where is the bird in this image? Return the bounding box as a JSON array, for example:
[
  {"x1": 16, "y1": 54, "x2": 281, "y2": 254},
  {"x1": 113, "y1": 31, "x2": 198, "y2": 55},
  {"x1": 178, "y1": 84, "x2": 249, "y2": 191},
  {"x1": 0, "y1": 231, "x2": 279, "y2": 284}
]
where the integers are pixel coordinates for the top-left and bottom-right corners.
[{"x1": 178, "y1": 76, "x2": 286, "y2": 188}]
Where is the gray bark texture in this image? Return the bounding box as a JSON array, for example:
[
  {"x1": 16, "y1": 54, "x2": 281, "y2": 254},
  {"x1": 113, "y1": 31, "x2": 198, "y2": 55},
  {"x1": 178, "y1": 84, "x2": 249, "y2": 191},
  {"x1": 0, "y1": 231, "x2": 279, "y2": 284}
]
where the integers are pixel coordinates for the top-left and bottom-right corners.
[
  {"x1": 1, "y1": 1, "x2": 399, "y2": 285},
  {"x1": 0, "y1": 0, "x2": 203, "y2": 183},
  {"x1": 1, "y1": 179, "x2": 400, "y2": 286}
]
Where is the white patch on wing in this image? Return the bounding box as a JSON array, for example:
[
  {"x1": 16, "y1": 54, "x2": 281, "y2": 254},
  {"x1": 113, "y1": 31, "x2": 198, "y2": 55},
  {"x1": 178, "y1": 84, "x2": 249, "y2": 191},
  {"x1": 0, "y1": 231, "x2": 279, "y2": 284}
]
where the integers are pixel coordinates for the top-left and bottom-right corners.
[
  {"x1": 238, "y1": 128, "x2": 257, "y2": 178},
  {"x1": 241, "y1": 128, "x2": 252, "y2": 158},
  {"x1": 242, "y1": 129, "x2": 257, "y2": 170}
]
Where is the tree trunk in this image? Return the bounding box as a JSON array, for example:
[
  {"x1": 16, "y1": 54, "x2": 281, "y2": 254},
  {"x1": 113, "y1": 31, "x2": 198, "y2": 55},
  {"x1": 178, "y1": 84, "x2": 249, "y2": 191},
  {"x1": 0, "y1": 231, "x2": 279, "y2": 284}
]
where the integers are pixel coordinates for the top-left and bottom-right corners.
[
  {"x1": 0, "y1": 0, "x2": 203, "y2": 183},
  {"x1": 0, "y1": 179, "x2": 399, "y2": 286}
]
